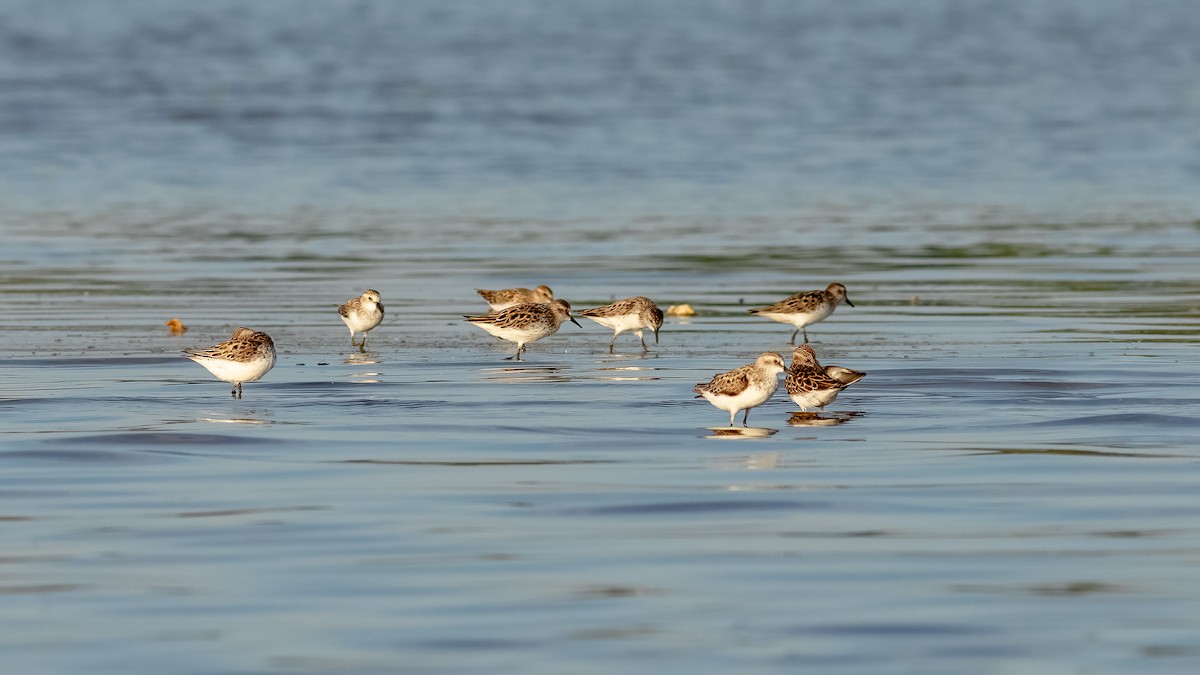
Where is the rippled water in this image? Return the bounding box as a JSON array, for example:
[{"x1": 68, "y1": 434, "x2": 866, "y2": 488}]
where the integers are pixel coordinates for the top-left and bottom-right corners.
[{"x1": 3, "y1": 1, "x2": 1200, "y2": 673}]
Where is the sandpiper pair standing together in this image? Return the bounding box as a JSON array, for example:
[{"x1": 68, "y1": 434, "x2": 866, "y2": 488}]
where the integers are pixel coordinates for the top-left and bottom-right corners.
[
  {"x1": 695, "y1": 282, "x2": 863, "y2": 427},
  {"x1": 465, "y1": 285, "x2": 663, "y2": 361}
]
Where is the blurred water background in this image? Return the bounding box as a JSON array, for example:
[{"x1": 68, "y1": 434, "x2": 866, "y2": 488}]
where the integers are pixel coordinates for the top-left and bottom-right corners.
[{"x1": 2, "y1": 1, "x2": 1200, "y2": 673}]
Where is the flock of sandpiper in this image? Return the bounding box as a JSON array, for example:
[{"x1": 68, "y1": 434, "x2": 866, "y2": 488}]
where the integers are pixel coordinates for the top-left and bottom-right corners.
[{"x1": 183, "y1": 282, "x2": 863, "y2": 426}]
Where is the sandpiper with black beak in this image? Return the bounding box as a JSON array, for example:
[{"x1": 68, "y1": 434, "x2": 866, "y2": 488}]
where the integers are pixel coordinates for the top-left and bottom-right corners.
[
  {"x1": 748, "y1": 282, "x2": 854, "y2": 344},
  {"x1": 465, "y1": 298, "x2": 582, "y2": 361},
  {"x1": 579, "y1": 296, "x2": 664, "y2": 352}
]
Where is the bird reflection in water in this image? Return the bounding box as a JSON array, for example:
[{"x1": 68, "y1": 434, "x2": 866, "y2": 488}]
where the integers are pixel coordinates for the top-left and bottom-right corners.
[
  {"x1": 343, "y1": 352, "x2": 379, "y2": 366},
  {"x1": 787, "y1": 411, "x2": 863, "y2": 427},
  {"x1": 704, "y1": 426, "x2": 778, "y2": 439},
  {"x1": 344, "y1": 352, "x2": 381, "y2": 383},
  {"x1": 600, "y1": 350, "x2": 661, "y2": 362},
  {"x1": 482, "y1": 365, "x2": 573, "y2": 384}
]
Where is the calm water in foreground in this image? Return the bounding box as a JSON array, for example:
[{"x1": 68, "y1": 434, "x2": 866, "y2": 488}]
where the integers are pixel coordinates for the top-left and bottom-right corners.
[
  {"x1": 3, "y1": 0, "x2": 1200, "y2": 673},
  {"x1": 3, "y1": 213, "x2": 1199, "y2": 674}
]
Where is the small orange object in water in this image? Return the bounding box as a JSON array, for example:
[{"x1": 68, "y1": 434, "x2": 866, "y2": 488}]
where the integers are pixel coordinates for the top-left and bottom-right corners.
[{"x1": 166, "y1": 318, "x2": 188, "y2": 335}]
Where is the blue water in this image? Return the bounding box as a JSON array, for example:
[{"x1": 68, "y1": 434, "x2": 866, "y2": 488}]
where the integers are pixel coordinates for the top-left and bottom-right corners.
[
  {"x1": 3, "y1": 1, "x2": 1200, "y2": 673},
  {"x1": 4, "y1": 0, "x2": 1200, "y2": 217}
]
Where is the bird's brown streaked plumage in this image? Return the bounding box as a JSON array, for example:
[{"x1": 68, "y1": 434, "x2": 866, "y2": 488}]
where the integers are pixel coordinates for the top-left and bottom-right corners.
[
  {"x1": 696, "y1": 369, "x2": 751, "y2": 398},
  {"x1": 748, "y1": 282, "x2": 854, "y2": 344},
  {"x1": 823, "y1": 364, "x2": 866, "y2": 386},
  {"x1": 694, "y1": 352, "x2": 787, "y2": 427},
  {"x1": 476, "y1": 285, "x2": 554, "y2": 312},
  {"x1": 465, "y1": 298, "x2": 581, "y2": 360},
  {"x1": 579, "y1": 296, "x2": 664, "y2": 352},
  {"x1": 183, "y1": 327, "x2": 277, "y2": 398},
  {"x1": 784, "y1": 344, "x2": 864, "y2": 412}
]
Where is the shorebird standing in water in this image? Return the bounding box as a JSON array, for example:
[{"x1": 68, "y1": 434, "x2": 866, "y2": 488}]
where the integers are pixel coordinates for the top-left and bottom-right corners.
[
  {"x1": 184, "y1": 327, "x2": 277, "y2": 398},
  {"x1": 784, "y1": 344, "x2": 865, "y2": 412},
  {"x1": 338, "y1": 289, "x2": 384, "y2": 349},
  {"x1": 694, "y1": 352, "x2": 786, "y2": 427},
  {"x1": 749, "y1": 282, "x2": 854, "y2": 344},
  {"x1": 465, "y1": 298, "x2": 581, "y2": 360}
]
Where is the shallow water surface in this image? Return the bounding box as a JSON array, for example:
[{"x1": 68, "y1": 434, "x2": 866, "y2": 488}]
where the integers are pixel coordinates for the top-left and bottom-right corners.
[
  {"x1": 4, "y1": 0, "x2": 1200, "y2": 672},
  {"x1": 3, "y1": 210, "x2": 1199, "y2": 674}
]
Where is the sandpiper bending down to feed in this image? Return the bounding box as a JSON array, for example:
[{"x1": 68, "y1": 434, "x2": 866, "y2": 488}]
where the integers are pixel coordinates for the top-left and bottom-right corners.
[{"x1": 579, "y1": 296, "x2": 664, "y2": 352}]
